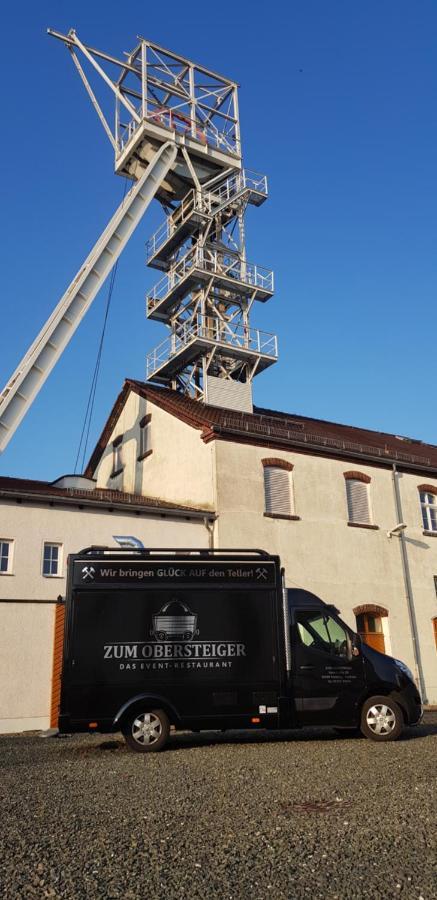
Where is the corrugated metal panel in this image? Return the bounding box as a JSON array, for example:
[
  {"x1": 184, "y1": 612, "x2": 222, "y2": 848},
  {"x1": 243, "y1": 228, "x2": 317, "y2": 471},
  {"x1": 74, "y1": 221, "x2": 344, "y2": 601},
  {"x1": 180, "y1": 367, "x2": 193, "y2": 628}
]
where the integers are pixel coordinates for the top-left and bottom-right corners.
[
  {"x1": 264, "y1": 467, "x2": 292, "y2": 516},
  {"x1": 206, "y1": 376, "x2": 253, "y2": 413},
  {"x1": 346, "y1": 479, "x2": 371, "y2": 524},
  {"x1": 50, "y1": 603, "x2": 65, "y2": 728}
]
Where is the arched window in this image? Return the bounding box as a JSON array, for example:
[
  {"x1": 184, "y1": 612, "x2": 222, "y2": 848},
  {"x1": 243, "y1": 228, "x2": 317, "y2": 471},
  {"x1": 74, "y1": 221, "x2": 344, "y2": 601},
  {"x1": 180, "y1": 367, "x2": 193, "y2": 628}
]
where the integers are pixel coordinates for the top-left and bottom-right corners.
[
  {"x1": 354, "y1": 604, "x2": 388, "y2": 654},
  {"x1": 344, "y1": 471, "x2": 371, "y2": 525},
  {"x1": 418, "y1": 485, "x2": 437, "y2": 533},
  {"x1": 262, "y1": 458, "x2": 294, "y2": 518}
]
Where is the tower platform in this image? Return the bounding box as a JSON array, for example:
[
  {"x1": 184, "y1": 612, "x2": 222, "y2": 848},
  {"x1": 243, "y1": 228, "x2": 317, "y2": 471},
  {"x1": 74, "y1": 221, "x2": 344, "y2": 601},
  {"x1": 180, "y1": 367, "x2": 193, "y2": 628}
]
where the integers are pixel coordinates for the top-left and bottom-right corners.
[
  {"x1": 146, "y1": 320, "x2": 278, "y2": 385},
  {"x1": 146, "y1": 170, "x2": 268, "y2": 270},
  {"x1": 146, "y1": 247, "x2": 274, "y2": 320},
  {"x1": 116, "y1": 113, "x2": 241, "y2": 200}
]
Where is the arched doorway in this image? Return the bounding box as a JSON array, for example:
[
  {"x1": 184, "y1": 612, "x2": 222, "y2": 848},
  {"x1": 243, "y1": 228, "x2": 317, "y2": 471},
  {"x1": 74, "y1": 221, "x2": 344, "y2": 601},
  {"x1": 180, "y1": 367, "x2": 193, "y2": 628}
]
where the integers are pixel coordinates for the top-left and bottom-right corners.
[{"x1": 354, "y1": 605, "x2": 389, "y2": 654}]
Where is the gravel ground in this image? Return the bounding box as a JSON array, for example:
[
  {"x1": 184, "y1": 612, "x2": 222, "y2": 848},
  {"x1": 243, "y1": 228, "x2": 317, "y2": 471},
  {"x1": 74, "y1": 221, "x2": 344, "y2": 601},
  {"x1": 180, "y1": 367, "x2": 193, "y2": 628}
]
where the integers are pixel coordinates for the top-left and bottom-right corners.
[{"x1": 0, "y1": 714, "x2": 436, "y2": 900}]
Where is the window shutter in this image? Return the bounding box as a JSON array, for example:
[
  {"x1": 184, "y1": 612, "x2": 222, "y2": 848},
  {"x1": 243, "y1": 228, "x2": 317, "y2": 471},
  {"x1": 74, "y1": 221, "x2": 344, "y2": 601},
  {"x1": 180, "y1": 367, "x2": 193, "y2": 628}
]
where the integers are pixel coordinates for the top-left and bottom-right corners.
[
  {"x1": 264, "y1": 467, "x2": 292, "y2": 516},
  {"x1": 346, "y1": 479, "x2": 370, "y2": 524}
]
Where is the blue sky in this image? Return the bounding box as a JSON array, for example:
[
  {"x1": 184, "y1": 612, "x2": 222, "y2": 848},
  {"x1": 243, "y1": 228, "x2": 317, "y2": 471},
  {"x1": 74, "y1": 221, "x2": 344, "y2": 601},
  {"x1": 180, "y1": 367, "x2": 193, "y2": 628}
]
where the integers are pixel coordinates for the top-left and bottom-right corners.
[{"x1": 1, "y1": 1, "x2": 437, "y2": 480}]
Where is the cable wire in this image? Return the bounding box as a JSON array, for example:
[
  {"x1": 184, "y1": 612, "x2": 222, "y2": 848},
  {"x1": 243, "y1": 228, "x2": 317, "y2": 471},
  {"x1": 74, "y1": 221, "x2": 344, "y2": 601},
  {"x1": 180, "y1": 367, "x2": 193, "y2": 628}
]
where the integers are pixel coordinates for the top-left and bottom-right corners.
[{"x1": 74, "y1": 180, "x2": 129, "y2": 473}]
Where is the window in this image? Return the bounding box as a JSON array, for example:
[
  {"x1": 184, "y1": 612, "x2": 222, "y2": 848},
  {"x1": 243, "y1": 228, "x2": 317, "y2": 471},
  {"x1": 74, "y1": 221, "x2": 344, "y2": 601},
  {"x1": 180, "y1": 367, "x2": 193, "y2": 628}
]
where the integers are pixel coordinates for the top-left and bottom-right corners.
[
  {"x1": 262, "y1": 459, "x2": 294, "y2": 518},
  {"x1": 344, "y1": 472, "x2": 371, "y2": 525},
  {"x1": 420, "y1": 491, "x2": 437, "y2": 532},
  {"x1": 0, "y1": 540, "x2": 13, "y2": 574},
  {"x1": 295, "y1": 610, "x2": 349, "y2": 658},
  {"x1": 111, "y1": 435, "x2": 123, "y2": 477},
  {"x1": 138, "y1": 414, "x2": 152, "y2": 460},
  {"x1": 43, "y1": 543, "x2": 62, "y2": 577}
]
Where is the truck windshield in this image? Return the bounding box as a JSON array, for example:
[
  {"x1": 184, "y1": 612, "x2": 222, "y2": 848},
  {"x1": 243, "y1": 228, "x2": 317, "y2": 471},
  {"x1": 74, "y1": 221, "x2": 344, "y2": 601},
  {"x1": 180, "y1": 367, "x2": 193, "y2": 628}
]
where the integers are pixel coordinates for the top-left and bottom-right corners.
[{"x1": 296, "y1": 611, "x2": 349, "y2": 658}]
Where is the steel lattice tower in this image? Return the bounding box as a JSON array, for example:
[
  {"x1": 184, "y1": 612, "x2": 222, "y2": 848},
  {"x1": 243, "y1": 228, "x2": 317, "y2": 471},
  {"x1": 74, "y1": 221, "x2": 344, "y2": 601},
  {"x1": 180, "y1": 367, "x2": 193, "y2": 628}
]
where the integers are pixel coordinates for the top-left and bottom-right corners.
[{"x1": 0, "y1": 31, "x2": 278, "y2": 451}]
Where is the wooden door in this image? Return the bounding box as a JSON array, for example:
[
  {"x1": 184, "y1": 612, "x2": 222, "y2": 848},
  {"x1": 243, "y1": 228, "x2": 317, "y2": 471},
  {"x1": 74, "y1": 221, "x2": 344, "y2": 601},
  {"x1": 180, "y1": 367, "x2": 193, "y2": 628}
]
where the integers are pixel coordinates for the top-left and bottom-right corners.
[{"x1": 356, "y1": 612, "x2": 385, "y2": 654}]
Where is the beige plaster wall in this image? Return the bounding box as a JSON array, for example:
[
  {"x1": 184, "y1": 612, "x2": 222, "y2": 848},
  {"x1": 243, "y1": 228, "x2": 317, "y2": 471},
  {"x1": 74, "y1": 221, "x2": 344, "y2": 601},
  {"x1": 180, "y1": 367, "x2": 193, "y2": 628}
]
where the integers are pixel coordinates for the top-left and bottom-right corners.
[
  {"x1": 213, "y1": 441, "x2": 437, "y2": 703},
  {"x1": 0, "y1": 603, "x2": 55, "y2": 733},
  {"x1": 93, "y1": 391, "x2": 215, "y2": 510}
]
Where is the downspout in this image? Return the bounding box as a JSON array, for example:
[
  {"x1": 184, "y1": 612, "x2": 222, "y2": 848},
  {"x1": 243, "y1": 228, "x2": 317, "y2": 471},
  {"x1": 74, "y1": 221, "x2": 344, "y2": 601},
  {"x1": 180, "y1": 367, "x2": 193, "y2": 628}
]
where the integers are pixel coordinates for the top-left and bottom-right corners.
[
  {"x1": 391, "y1": 463, "x2": 427, "y2": 701},
  {"x1": 203, "y1": 516, "x2": 215, "y2": 549}
]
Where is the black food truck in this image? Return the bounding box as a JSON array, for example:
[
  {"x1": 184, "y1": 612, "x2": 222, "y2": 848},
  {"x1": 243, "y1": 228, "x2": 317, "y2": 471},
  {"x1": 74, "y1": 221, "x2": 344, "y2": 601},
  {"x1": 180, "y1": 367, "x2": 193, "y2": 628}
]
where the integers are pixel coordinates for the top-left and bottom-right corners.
[{"x1": 59, "y1": 547, "x2": 422, "y2": 751}]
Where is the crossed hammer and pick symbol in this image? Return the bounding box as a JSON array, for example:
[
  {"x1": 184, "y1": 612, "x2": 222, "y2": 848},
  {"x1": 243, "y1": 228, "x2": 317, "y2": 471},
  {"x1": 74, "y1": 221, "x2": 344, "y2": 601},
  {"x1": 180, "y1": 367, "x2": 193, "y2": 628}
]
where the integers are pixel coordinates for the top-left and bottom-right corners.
[
  {"x1": 256, "y1": 567, "x2": 269, "y2": 580},
  {"x1": 82, "y1": 566, "x2": 96, "y2": 581}
]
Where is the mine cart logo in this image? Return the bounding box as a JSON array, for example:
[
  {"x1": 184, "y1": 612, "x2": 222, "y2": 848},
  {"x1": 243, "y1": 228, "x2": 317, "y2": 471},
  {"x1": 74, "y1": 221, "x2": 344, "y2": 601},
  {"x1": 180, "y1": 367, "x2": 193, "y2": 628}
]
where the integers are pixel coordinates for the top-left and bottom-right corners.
[
  {"x1": 151, "y1": 600, "x2": 199, "y2": 643},
  {"x1": 81, "y1": 566, "x2": 95, "y2": 581}
]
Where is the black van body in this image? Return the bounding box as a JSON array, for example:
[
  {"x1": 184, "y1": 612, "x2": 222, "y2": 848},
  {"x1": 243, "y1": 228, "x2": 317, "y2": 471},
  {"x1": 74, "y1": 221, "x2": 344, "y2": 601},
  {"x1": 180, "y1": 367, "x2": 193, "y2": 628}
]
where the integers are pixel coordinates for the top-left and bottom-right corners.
[{"x1": 59, "y1": 548, "x2": 422, "y2": 750}]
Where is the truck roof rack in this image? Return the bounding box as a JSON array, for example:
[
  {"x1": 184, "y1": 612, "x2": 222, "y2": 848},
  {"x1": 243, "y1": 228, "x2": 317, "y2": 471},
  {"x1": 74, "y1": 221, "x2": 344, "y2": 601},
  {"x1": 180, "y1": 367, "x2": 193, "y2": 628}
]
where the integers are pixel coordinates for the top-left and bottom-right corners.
[{"x1": 77, "y1": 546, "x2": 272, "y2": 558}]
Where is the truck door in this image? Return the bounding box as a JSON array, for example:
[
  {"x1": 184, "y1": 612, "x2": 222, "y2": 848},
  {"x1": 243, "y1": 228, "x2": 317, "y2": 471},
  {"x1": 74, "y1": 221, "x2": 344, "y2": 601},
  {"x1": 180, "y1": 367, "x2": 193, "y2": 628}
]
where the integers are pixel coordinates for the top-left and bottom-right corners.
[{"x1": 291, "y1": 608, "x2": 364, "y2": 726}]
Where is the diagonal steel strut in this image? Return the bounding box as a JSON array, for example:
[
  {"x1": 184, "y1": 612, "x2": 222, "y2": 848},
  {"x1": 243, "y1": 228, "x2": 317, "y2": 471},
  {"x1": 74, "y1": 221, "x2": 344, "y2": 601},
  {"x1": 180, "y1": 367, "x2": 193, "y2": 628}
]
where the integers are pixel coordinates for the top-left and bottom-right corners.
[{"x1": 0, "y1": 141, "x2": 178, "y2": 454}]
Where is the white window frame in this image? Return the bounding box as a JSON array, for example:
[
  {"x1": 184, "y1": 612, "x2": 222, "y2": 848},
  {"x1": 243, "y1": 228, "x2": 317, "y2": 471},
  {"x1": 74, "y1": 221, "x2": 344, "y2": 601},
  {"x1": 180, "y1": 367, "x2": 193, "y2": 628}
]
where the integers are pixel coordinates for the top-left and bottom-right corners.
[
  {"x1": 263, "y1": 466, "x2": 293, "y2": 517},
  {"x1": 0, "y1": 539, "x2": 14, "y2": 575},
  {"x1": 42, "y1": 542, "x2": 63, "y2": 578},
  {"x1": 345, "y1": 478, "x2": 372, "y2": 525},
  {"x1": 420, "y1": 491, "x2": 437, "y2": 532}
]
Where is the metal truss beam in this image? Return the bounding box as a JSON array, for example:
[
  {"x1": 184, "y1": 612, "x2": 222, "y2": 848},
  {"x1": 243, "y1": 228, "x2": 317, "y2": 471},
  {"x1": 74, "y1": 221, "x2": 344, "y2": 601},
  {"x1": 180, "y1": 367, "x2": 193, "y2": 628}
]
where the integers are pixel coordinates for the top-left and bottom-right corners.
[{"x1": 0, "y1": 142, "x2": 178, "y2": 453}]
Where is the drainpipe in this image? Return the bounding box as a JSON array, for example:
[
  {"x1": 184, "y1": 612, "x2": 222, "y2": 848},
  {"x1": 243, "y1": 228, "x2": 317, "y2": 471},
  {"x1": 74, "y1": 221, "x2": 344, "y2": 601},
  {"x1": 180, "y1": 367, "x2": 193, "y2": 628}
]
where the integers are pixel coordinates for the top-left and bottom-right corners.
[
  {"x1": 391, "y1": 464, "x2": 427, "y2": 701},
  {"x1": 203, "y1": 516, "x2": 215, "y2": 550}
]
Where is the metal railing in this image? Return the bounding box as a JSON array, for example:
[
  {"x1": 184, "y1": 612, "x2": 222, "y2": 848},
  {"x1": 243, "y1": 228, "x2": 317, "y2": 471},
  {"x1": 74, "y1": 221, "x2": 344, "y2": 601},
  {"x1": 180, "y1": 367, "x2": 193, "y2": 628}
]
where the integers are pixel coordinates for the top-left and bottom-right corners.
[
  {"x1": 146, "y1": 318, "x2": 278, "y2": 379},
  {"x1": 212, "y1": 169, "x2": 267, "y2": 206},
  {"x1": 147, "y1": 246, "x2": 274, "y2": 313},
  {"x1": 146, "y1": 169, "x2": 268, "y2": 263},
  {"x1": 119, "y1": 106, "x2": 240, "y2": 157},
  {"x1": 217, "y1": 417, "x2": 431, "y2": 467}
]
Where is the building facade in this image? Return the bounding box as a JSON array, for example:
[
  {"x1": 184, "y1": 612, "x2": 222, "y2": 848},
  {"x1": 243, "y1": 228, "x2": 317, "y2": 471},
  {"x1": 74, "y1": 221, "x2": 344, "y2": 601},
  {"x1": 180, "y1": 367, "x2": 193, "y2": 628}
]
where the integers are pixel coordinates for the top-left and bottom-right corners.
[
  {"x1": 88, "y1": 380, "x2": 437, "y2": 704},
  {"x1": 2, "y1": 377, "x2": 437, "y2": 733}
]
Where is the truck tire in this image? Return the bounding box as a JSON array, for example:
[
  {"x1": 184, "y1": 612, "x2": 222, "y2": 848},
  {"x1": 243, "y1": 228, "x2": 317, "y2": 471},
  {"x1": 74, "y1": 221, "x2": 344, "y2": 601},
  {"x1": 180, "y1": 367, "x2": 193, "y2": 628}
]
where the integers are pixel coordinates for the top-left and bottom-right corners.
[
  {"x1": 122, "y1": 708, "x2": 170, "y2": 752},
  {"x1": 360, "y1": 696, "x2": 404, "y2": 742}
]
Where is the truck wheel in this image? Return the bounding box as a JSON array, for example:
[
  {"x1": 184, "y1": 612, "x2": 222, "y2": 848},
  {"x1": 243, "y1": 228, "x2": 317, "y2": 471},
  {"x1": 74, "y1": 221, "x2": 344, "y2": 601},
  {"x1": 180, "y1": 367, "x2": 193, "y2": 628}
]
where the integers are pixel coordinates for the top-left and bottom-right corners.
[
  {"x1": 123, "y1": 709, "x2": 170, "y2": 752},
  {"x1": 360, "y1": 696, "x2": 404, "y2": 742}
]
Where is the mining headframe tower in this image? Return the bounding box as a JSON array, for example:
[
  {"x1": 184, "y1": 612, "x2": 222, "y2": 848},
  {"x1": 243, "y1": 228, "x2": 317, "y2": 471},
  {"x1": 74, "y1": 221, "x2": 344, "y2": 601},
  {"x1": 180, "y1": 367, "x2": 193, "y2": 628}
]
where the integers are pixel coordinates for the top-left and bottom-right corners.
[{"x1": 0, "y1": 29, "x2": 278, "y2": 453}]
